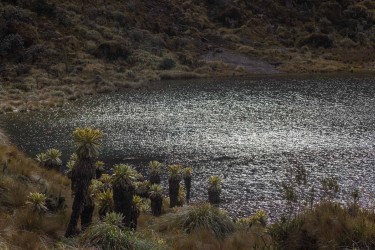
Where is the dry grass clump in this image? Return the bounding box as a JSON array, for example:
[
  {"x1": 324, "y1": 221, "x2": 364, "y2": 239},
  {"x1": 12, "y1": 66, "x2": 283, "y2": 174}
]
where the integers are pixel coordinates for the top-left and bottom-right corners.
[
  {"x1": 81, "y1": 212, "x2": 159, "y2": 250},
  {"x1": 162, "y1": 203, "x2": 235, "y2": 239},
  {"x1": 268, "y1": 202, "x2": 375, "y2": 249}
]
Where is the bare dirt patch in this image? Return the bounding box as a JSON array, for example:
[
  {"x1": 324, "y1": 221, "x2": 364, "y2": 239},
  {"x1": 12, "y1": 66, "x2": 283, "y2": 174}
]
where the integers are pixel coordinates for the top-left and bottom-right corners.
[{"x1": 201, "y1": 49, "x2": 280, "y2": 74}]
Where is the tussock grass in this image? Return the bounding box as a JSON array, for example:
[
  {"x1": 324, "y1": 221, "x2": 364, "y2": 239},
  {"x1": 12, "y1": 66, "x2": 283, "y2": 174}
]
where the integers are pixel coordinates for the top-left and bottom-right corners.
[
  {"x1": 269, "y1": 202, "x2": 375, "y2": 249},
  {"x1": 81, "y1": 212, "x2": 159, "y2": 250},
  {"x1": 161, "y1": 203, "x2": 235, "y2": 239},
  {"x1": 0, "y1": 145, "x2": 71, "y2": 248}
]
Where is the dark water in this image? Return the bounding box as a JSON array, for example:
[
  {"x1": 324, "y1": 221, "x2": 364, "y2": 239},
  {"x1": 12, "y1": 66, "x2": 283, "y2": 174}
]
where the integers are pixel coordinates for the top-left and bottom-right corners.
[{"x1": 1, "y1": 74, "x2": 375, "y2": 218}]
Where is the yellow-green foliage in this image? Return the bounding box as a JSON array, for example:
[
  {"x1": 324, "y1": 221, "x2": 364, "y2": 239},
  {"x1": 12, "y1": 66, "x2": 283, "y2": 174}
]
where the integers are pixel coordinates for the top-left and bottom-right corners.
[
  {"x1": 95, "y1": 189, "x2": 114, "y2": 210},
  {"x1": 148, "y1": 160, "x2": 162, "y2": 174},
  {"x1": 26, "y1": 192, "x2": 47, "y2": 213},
  {"x1": 72, "y1": 127, "x2": 103, "y2": 158},
  {"x1": 182, "y1": 167, "x2": 192, "y2": 178},
  {"x1": 95, "y1": 161, "x2": 105, "y2": 169},
  {"x1": 112, "y1": 164, "x2": 138, "y2": 189},
  {"x1": 208, "y1": 175, "x2": 221, "y2": 190},
  {"x1": 150, "y1": 184, "x2": 163, "y2": 198},
  {"x1": 168, "y1": 164, "x2": 182, "y2": 179},
  {"x1": 238, "y1": 210, "x2": 268, "y2": 228},
  {"x1": 89, "y1": 179, "x2": 105, "y2": 197}
]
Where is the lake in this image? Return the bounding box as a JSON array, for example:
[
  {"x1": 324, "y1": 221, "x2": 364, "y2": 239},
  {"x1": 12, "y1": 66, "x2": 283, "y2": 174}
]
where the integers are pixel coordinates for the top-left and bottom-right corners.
[{"x1": 2, "y1": 74, "x2": 375, "y2": 218}]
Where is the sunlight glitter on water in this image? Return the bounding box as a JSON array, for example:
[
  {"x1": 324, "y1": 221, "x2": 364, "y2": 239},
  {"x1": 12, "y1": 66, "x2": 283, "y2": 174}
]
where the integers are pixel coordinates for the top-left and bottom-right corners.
[{"x1": 2, "y1": 74, "x2": 375, "y2": 218}]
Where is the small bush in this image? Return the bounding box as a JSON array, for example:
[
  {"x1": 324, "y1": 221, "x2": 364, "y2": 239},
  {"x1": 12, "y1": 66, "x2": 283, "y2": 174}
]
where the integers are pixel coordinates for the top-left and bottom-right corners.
[
  {"x1": 56, "y1": 8, "x2": 72, "y2": 27},
  {"x1": 15, "y1": 64, "x2": 31, "y2": 76},
  {"x1": 94, "y1": 41, "x2": 130, "y2": 61},
  {"x1": 344, "y1": 4, "x2": 368, "y2": 19},
  {"x1": 34, "y1": 0, "x2": 56, "y2": 18},
  {"x1": 0, "y1": 34, "x2": 24, "y2": 56},
  {"x1": 24, "y1": 44, "x2": 46, "y2": 64},
  {"x1": 297, "y1": 33, "x2": 333, "y2": 48},
  {"x1": 113, "y1": 11, "x2": 127, "y2": 26},
  {"x1": 1, "y1": 5, "x2": 33, "y2": 24},
  {"x1": 129, "y1": 29, "x2": 144, "y2": 42},
  {"x1": 158, "y1": 58, "x2": 176, "y2": 70}
]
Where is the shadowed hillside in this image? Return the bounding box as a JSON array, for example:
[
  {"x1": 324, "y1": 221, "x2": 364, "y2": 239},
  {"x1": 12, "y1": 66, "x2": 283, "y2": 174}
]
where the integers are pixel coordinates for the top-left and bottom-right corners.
[{"x1": 0, "y1": 0, "x2": 375, "y2": 112}]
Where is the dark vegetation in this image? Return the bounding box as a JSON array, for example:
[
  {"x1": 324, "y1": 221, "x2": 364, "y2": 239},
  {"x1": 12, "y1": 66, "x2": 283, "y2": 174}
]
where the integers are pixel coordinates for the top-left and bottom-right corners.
[
  {"x1": 2, "y1": 127, "x2": 375, "y2": 249},
  {"x1": 1, "y1": 0, "x2": 375, "y2": 113}
]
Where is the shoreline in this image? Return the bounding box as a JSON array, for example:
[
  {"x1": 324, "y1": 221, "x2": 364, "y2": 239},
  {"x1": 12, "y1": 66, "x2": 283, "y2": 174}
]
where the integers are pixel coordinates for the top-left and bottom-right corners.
[{"x1": 1, "y1": 70, "x2": 374, "y2": 115}]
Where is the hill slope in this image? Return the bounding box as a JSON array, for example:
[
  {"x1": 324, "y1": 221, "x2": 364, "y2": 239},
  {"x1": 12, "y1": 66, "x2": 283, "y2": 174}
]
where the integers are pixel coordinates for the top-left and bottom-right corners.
[{"x1": 1, "y1": 0, "x2": 375, "y2": 112}]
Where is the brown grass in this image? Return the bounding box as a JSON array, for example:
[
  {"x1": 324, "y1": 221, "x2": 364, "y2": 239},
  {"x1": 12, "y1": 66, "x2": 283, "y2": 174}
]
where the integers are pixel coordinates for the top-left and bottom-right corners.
[{"x1": 0, "y1": 146, "x2": 72, "y2": 249}]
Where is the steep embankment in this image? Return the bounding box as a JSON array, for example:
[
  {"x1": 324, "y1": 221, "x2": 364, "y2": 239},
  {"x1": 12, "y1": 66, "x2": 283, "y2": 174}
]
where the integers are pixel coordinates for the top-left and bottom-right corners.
[{"x1": 0, "y1": 0, "x2": 375, "y2": 113}]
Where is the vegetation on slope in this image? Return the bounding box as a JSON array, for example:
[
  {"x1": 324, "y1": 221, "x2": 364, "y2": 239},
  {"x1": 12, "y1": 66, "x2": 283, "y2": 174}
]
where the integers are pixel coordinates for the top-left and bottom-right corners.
[
  {"x1": 1, "y1": 0, "x2": 375, "y2": 113},
  {"x1": 0, "y1": 145, "x2": 71, "y2": 249},
  {"x1": 2, "y1": 127, "x2": 375, "y2": 249}
]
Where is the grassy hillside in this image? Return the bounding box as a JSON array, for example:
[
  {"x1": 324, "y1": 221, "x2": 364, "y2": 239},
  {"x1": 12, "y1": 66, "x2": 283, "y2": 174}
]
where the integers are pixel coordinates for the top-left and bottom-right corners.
[
  {"x1": 0, "y1": 145, "x2": 71, "y2": 249},
  {"x1": 1, "y1": 0, "x2": 375, "y2": 113}
]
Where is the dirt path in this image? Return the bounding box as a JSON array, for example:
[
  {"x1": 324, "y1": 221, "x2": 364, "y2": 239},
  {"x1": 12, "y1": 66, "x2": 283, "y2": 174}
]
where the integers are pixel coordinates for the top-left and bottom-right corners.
[{"x1": 201, "y1": 48, "x2": 280, "y2": 74}]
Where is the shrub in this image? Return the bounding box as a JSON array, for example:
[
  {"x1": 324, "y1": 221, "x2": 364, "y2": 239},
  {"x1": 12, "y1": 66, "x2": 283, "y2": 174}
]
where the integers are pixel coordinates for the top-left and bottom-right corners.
[
  {"x1": 297, "y1": 33, "x2": 333, "y2": 48},
  {"x1": 175, "y1": 203, "x2": 235, "y2": 239},
  {"x1": 15, "y1": 64, "x2": 31, "y2": 76},
  {"x1": 56, "y1": 8, "x2": 72, "y2": 27},
  {"x1": 34, "y1": 0, "x2": 56, "y2": 18},
  {"x1": 0, "y1": 34, "x2": 24, "y2": 56},
  {"x1": 94, "y1": 41, "x2": 130, "y2": 61},
  {"x1": 24, "y1": 44, "x2": 46, "y2": 64},
  {"x1": 238, "y1": 210, "x2": 268, "y2": 229},
  {"x1": 113, "y1": 11, "x2": 127, "y2": 26},
  {"x1": 268, "y1": 202, "x2": 375, "y2": 249},
  {"x1": 343, "y1": 4, "x2": 368, "y2": 19},
  {"x1": 267, "y1": 216, "x2": 306, "y2": 249},
  {"x1": 129, "y1": 29, "x2": 144, "y2": 42},
  {"x1": 158, "y1": 58, "x2": 176, "y2": 70},
  {"x1": 1, "y1": 5, "x2": 33, "y2": 24}
]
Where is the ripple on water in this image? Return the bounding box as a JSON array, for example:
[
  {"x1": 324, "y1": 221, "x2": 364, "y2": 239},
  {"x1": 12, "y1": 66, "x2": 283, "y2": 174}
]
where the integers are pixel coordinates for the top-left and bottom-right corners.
[{"x1": 2, "y1": 74, "x2": 375, "y2": 218}]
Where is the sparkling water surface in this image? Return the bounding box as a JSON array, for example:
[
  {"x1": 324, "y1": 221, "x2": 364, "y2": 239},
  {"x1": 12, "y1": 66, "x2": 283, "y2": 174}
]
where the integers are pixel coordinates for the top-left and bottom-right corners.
[{"x1": 2, "y1": 74, "x2": 375, "y2": 218}]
